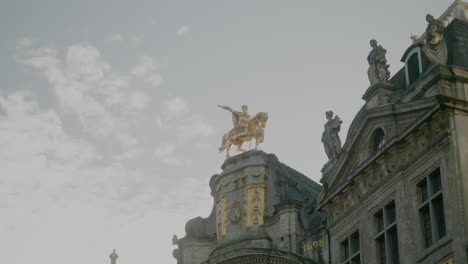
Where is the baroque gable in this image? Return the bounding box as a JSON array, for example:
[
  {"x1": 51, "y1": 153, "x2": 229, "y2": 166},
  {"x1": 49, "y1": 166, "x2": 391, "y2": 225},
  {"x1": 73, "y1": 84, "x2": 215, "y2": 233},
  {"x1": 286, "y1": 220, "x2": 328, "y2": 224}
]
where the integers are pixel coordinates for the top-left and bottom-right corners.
[
  {"x1": 319, "y1": 105, "x2": 450, "y2": 225},
  {"x1": 321, "y1": 96, "x2": 440, "y2": 199}
]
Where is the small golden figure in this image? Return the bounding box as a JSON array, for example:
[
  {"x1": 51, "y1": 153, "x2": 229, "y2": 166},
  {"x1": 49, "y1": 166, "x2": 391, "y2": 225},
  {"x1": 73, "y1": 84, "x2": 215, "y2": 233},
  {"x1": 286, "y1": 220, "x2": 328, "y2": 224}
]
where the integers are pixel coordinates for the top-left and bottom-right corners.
[{"x1": 218, "y1": 104, "x2": 268, "y2": 159}]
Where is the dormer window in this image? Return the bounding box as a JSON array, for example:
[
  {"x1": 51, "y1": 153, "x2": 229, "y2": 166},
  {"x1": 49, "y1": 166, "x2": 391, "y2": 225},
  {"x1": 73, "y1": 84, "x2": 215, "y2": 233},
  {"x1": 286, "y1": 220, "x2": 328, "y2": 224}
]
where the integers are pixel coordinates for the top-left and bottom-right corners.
[
  {"x1": 402, "y1": 46, "x2": 423, "y2": 87},
  {"x1": 372, "y1": 128, "x2": 385, "y2": 153}
]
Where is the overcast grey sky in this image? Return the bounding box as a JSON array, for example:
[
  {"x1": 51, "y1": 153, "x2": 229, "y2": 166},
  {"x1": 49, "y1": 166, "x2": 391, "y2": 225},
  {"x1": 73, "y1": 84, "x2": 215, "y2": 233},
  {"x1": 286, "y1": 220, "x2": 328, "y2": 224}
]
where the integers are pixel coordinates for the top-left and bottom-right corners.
[{"x1": 0, "y1": 0, "x2": 456, "y2": 263}]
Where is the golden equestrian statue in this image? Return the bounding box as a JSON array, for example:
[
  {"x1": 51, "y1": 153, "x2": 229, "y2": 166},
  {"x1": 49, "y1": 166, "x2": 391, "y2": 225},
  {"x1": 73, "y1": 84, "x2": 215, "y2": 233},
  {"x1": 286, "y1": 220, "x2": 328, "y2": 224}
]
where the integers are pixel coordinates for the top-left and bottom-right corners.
[{"x1": 218, "y1": 104, "x2": 268, "y2": 159}]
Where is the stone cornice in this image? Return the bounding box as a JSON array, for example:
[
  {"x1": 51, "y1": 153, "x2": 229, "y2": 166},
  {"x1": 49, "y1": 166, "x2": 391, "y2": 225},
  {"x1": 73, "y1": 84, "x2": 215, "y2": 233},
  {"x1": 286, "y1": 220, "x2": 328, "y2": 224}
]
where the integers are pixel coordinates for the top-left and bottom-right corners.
[{"x1": 318, "y1": 104, "x2": 448, "y2": 215}]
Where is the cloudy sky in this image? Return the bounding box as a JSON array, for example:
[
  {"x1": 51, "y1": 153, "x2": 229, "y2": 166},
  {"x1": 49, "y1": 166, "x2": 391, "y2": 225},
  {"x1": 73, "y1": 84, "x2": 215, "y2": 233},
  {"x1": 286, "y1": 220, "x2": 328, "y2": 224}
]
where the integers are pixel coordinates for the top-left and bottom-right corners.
[{"x1": 0, "y1": 0, "x2": 455, "y2": 263}]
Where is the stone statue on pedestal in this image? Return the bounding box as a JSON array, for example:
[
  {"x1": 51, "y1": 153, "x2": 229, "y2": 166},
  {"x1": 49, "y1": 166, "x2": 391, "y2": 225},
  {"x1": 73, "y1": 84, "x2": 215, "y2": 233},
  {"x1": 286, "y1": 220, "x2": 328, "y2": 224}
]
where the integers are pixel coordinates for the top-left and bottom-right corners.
[
  {"x1": 367, "y1": 39, "x2": 390, "y2": 86},
  {"x1": 218, "y1": 104, "x2": 268, "y2": 159},
  {"x1": 423, "y1": 14, "x2": 447, "y2": 65},
  {"x1": 109, "y1": 249, "x2": 118, "y2": 264},
  {"x1": 322, "y1": 111, "x2": 342, "y2": 161}
]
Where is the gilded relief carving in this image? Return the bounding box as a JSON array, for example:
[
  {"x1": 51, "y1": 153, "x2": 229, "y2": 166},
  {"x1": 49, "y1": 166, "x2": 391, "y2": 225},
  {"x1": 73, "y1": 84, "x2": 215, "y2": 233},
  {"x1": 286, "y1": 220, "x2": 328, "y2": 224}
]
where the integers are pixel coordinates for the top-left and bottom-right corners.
[
  {"x1": 230, "y1": 200, "x2": 241, "y2": 224},
  {"x1": 217, "y1": 166, "x2": 266, "y2": 190},
  {"x1": 244, "y1": 184, "x2": 266, "y2": 227},
  {"x1": 326, "y1": 110, "x2": 450, "y2": 224},
  {"x1": 216, "y1": 195, "x2": 229, "y2": 239}
]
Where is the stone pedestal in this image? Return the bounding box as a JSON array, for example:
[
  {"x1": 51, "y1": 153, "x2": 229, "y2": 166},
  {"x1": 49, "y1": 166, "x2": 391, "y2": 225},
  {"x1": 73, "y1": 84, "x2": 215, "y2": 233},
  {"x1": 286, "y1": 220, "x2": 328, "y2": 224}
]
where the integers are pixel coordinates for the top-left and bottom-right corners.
[{"x1": 362, "y1": 83, "x2": 396, "y2": 108}]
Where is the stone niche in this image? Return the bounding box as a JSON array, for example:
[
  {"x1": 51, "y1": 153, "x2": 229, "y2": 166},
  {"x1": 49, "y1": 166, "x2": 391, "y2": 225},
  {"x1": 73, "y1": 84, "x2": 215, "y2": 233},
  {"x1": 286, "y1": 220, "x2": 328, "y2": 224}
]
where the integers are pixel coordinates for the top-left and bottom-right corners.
[{"x1": 174, "y1": 150, "x2": 325, "y2": 264}]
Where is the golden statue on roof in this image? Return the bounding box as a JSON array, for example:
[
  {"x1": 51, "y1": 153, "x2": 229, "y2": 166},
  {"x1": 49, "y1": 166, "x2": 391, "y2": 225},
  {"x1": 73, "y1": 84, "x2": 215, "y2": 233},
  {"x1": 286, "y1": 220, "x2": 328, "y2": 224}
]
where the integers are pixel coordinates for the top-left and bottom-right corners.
[{"x1": 218, "y1": 104, "x2": 268, "y2": 159}]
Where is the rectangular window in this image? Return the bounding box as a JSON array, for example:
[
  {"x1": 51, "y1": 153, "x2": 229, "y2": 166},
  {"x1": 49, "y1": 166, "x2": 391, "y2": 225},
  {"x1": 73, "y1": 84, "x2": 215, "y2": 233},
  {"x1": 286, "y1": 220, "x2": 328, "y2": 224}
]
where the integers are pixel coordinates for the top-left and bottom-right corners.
[
  {"x1": 341, "y1": 231, "x2": 360, "y2": 264},
  {"x1": 374, "y1": 201, "x2": 400, "y2": 264},
  {"x1": 418, "y1": 169, "x2": 446, "y2": 248}
]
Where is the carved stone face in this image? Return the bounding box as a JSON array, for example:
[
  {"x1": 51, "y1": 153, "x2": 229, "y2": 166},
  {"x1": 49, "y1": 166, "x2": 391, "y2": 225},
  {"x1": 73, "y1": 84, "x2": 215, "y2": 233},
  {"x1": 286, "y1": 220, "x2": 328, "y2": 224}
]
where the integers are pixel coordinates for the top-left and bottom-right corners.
[
  {"x1": 326, "y1": 111, "x2": 334, "y2": 120},
  {"x1": 370, "y1": 39, "x2": 377, "y2": 48},
  {"x1": 429, "y1": 28, "x2": 442, "y2": 45}
]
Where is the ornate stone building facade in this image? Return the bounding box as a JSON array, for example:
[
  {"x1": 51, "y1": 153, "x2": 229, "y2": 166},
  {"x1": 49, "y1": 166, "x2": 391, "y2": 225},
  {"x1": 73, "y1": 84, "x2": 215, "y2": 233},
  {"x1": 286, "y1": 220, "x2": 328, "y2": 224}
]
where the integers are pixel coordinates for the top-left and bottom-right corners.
[
  {"x1": 173, "y1": 151, "x2": 326, "y2": 264},
  {"x1": 317, "y1": 1, "x2": 468, "y2": 264},
  {"x1": 173, "y1": 1, "x2": 468, "y2": 264}
]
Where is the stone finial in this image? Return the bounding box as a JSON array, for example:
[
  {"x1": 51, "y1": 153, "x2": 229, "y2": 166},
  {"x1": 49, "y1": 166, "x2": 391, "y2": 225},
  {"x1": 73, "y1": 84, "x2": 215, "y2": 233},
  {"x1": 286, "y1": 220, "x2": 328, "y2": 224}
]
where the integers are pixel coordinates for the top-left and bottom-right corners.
[
  {"x1": 367, "y1": 39, "x2": 390, "y2": 86},
  {"x1": 109, "y1": 249, "x2": 118, "y2": 264},
  {"x1": 321, "y1": 111, "x2": 342, "y2": 161},
  {"x1": 410, "y1": 33, "x2": 419, "y2": 44}
]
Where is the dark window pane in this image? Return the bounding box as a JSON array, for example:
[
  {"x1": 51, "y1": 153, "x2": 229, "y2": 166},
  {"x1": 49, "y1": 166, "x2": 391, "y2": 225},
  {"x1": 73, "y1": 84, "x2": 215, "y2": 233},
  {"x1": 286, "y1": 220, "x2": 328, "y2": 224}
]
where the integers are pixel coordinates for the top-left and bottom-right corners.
[
  {"x1": 350, "y1": 232, "x2": 360, "y2": 254},
  {"x1": 373, "y1": 128, "x2": 385, "y2": 153},
  {"x1": 341, "y1": 239, "x2": 350, "y2": 260},
  {"x1": 386, "y1": 202, "x2": 396, "y2": 225},
  {"x1": 351, "y1": 255, "x2": 361, "y2": 264},
  {"x1": 408, "y1": 53, "x2": 420, "y2": 84},
  {"x1": 433, "y1": 195, "x2": 446, "y2": 239},
  {"x1": 419, "y1": 179, "x2": 428, "y2": 202},
  {"x1": 375, "y1": 210, "x2": 384, "y2": 232},
  {"x1": 376, "y1": 235, "x2": 386, "y2": 264},
  {"x1": 429, "y1": 171, "x2": 442, "y2": 194},
  {"x1": 388, "y1": 226, "x2": 400, "y2": 264},
  {"x1": 420, "y1": 205, "x2": 432, "y2": 247}
]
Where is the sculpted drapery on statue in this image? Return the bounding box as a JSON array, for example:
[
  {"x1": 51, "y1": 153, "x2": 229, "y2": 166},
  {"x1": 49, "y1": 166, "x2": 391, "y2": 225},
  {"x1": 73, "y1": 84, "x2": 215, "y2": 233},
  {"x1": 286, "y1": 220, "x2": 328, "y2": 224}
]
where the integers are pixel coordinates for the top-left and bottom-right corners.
[
  {"x1": 367, "y1": 39, "x2": 390, "y2": 86},
  {"x1": 423, "y1": 14, "x2": 447, "y2": 65},
  {"x1": 321, "y1": 111, "x2": 342, "y2": 161},
  {"x1": 218, "y1": 104, "x2": 268, "y2": 159}
]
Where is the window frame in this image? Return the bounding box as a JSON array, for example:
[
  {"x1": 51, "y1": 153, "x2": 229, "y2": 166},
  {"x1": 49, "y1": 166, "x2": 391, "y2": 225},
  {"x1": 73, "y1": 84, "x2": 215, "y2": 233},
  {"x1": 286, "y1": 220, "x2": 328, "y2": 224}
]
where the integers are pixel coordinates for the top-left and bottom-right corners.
[
  {"x1": 417, "y1": 169, "x2": 447, "y2": 249},
  {"x1": 374, "y1": 201, "x2": 400, "y2": 264},
  {"x1": 404, "y1": 47, "x2": 423, "y2": 87},
  {"x1": 340, "y1": 230, "x2": 361, "y2": 264}
]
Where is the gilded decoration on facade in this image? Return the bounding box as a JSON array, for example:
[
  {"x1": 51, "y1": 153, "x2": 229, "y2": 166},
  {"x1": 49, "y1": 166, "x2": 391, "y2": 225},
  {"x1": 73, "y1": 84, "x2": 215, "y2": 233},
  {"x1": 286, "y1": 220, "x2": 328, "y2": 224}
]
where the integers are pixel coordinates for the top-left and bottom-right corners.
[
  {"x1": 216, "y1": 166, "x2": 265, "y2": 191},
  {"x1": 216, "y1": 195, "x2": 229, "y2": 239},
  {"x1": 244, "y1": 184, "x2": 266, "y2": 227},
  {"x1": 218, "y1": 105, "x2": 269, "y2": 159},
  {"x1": 230, "y1": 200, "x2": 241, "y2": 224},
  {"x1": 326, "y1": 110, "x2": 449, "y2": 224}
]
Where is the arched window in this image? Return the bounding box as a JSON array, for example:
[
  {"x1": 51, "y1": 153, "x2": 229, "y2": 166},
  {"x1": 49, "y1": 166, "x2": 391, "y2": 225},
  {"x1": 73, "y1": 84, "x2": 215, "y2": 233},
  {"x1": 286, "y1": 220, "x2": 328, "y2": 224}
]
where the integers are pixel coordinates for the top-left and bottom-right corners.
[
  {"x1": 372, "y1": 128, "x2": 385, "y2": 153},
  {"x1": 407, "y1": 53, "x2": 421, "y2": 84},
  {"x1": 402, "y1": 46, "x2": 423, "y2": 87}
]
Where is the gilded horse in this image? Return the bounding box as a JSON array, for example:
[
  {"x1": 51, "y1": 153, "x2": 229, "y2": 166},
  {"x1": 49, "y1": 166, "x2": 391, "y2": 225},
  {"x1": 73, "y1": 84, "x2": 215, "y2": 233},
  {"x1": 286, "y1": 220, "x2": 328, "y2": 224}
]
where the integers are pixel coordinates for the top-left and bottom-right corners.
[{"x1": 219, "y1": 112, "x2": 268, "y2": 159}]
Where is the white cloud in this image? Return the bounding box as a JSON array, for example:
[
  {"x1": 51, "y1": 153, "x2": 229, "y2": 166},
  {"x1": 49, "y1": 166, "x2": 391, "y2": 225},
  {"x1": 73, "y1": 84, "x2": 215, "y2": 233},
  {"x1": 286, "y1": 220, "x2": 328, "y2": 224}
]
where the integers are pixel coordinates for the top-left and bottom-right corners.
[
  {"x1": 159, "y1": 96, "x2": 189, "y2": 123},
  {"x1": 157, "y1": 96, "x2": 214, "y2": 142},
  {"x1": 110, "y1": 33, "x2": 124, "y2": 42},
  {"x1": 131, "y1": 56, "x2": 163, "y2": 87},
  {"x1": 5, "y1": 40, "x2": 215, "y2": 264},
  {"x1": 129, "y1": 92, "x2": 150, "y2": 110},
  {"x1": 153, "y1": 143, "x2": 190, "y2": 166},
  {"x1": 66, "y1": 44, "x2": 110, "y2": 82},
  {"x1": 129, "y1": 35, "x2": 144, "y2": 46},
  {"x1": 0, "y1": 91, "x2": 97, "y2": 168},
  {"x1": 177, "y1": 117, "x2": 214, "y2": 140},
  {"x1": 176, "y1": 25, "x2": 190, "y2": 36},
  {"x1": 16, "y1": 42, "x2": 152, "y2": 144}
]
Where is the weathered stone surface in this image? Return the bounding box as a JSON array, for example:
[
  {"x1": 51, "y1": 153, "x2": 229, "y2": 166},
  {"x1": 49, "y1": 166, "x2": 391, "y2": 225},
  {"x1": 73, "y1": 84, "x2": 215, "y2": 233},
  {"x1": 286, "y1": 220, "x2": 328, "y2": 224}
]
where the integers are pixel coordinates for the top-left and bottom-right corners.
[
  {"x1": 316, "y1": 13, "x2": 468, "y2": 264},
  {"x1": 174, "y1": 150, "x2": 323, "y2": 264}
]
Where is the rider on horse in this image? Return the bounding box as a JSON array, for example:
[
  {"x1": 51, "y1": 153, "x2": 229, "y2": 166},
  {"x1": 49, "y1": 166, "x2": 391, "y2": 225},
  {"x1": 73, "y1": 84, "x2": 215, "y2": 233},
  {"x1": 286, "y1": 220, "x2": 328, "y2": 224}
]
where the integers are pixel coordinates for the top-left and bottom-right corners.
[{"x1": 219, "y1": 104, "x2": 251, "y2": 141}]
